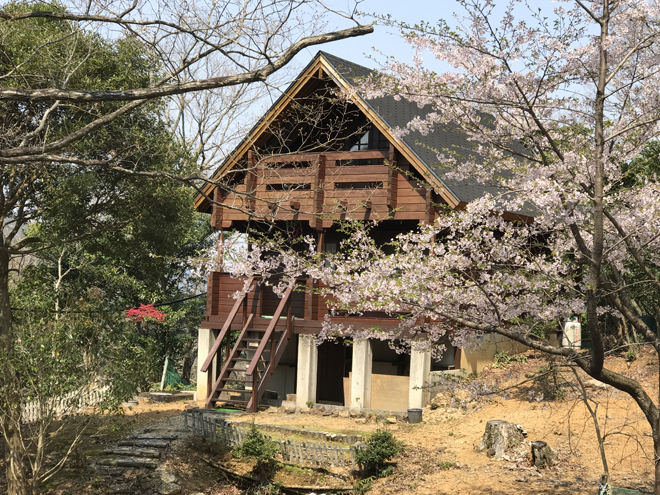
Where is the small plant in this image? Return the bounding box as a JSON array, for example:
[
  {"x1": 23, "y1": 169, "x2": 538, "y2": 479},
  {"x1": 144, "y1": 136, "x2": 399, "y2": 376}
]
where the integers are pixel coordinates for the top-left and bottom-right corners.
[
  {"x1": 430, "y1": 402, "x2": 439, "y2": 410},
  {"x1": 234, "y1": 422, "x2": 279, "y2": 481},
  {"x1": 438, "y1": 461, "x2": 455, "y2": 470},
  {"x1": 625, "y1": 349, "x2": 637, "y2": 362},
  {"x1": 355, "y1": 430, "x2": 404, "y2": 475},
  {"x1": 306, "y1": 400, "x2": 314, "y2": 409},
  {"x1": 533, "y1": 360, "x2": 566, "y2": 400},
  {"x1": 492, "y1": 350, "x2": 528, "y2": 368},
  {"x1": 353, "y1": 476, "x2": 375, "y2": 494}
]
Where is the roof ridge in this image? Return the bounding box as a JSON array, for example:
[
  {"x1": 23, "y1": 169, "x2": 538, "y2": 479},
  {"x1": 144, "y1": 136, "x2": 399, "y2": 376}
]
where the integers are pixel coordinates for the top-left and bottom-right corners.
[{"x1": 316, "y1": 50, "x2": 375, "y2": 76}]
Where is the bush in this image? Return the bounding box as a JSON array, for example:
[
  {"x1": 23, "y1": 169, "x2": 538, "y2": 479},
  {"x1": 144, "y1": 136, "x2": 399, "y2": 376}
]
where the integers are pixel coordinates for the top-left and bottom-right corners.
[
  {"x1": 492, "y1": 350, "x2": 528, "y2": 368},
  {"x1": 234, "y1": 422, "x2": 279, "y2": 481},
  {"x1": 355, "y1": 430, "x2": 404, "y2": 475}
]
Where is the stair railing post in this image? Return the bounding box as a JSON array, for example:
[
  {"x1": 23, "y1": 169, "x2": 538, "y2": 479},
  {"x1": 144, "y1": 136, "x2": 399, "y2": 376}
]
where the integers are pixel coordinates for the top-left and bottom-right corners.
[
  {"x1": 286, "y1": 294, "x2": 293, "y2": 339},
  {"x1": 251, "y1": 371, "x2": 258, "y2": 413}
]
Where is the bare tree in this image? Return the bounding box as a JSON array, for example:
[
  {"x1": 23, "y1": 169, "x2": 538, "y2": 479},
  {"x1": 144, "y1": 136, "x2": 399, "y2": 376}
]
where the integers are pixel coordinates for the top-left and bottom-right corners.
[{"x1": 0, "y1": 1, "x2": 371, "y2": 493}]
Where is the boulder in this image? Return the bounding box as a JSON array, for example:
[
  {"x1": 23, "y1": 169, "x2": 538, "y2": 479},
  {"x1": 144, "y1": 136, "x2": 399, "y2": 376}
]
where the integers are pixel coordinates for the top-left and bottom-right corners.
[{"x1": 475, "y1": 420, "x2": 525, "y2": 459}]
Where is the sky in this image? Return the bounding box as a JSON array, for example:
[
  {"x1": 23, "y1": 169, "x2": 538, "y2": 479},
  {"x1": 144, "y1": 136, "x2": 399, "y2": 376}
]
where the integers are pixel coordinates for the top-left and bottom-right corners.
[{"x1": 294, "y1": 0, "x2": 434, "y2": 71}]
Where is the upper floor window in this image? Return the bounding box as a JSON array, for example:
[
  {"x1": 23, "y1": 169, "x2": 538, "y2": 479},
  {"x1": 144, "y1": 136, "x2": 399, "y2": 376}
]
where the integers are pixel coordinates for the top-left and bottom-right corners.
[{"x1": 350, "y1": 131, "x2": 370, "y2": 151}]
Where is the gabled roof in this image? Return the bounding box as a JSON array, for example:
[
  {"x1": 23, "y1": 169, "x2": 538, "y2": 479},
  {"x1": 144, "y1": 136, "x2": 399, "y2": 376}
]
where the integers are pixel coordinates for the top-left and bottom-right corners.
[{"x1": 195, "y1": 51, "x2": 501, "y2": 212}]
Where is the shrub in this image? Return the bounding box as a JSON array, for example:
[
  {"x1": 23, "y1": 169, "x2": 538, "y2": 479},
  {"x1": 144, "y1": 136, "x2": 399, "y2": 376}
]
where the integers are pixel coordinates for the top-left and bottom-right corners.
[
  {"x1": 306, "y1": 400, "x2": 314, "y2": 408},
  {"x1": 492, "y1": 350, "x2": 528, "y2": 368},
  {"x1": 234, "y1": 422, "x2": 279, "y2": 480},
  {"x1": 353, "y1": 476, "x2": 375, "y2": 494},
  {"x1": 355, "y1": 430, "x2": 404, "y2": 475},
  {"x1": 625, "y1": 349, "x2": 637, "y2": 362}
]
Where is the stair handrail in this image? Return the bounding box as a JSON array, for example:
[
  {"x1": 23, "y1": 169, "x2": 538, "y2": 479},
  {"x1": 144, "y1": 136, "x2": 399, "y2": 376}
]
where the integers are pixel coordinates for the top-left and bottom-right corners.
[
  {"x1": 245, "y1": 282, "x2": 295, "y2": 377},
  {"x1": 205, "y1": 312, "x2": 254, "y2": 408},
  {"x1": 200, "y1": 275, "x2": 254, "y2": 373}
]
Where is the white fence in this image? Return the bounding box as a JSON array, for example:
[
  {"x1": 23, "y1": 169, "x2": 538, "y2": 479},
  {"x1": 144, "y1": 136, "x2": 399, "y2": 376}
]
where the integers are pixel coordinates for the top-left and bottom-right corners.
[
  {"x1": 22, "y1": 386, "x2": 109, "y2": 424},
  {"x1": 183, "y1": 410, "x2": 358, "y2": 470}
]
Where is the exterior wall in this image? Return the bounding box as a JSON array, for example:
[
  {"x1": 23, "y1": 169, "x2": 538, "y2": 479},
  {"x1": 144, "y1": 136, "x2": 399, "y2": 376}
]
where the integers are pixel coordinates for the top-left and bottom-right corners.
[
  {"x1": 459, "y1": 334, "x2": 531, "y2": 374},
  {"x1": 268, "y1": 364, "x2": 297, "y2": 403},
  {"x1": 344, "y1": 373, "x2": 410, "y2": 412}
]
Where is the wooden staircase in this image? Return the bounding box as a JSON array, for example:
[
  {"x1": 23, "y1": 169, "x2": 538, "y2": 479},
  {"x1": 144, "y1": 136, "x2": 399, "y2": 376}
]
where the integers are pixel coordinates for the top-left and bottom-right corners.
[{"x1": 201, "y1": 279, "x2": 296, "y2": 412}]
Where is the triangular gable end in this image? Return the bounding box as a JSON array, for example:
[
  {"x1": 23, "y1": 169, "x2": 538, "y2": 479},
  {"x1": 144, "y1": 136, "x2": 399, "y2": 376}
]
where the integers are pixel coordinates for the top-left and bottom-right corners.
[{"x1": 194, "y1": 52, "x2": 462, "y2": 213}]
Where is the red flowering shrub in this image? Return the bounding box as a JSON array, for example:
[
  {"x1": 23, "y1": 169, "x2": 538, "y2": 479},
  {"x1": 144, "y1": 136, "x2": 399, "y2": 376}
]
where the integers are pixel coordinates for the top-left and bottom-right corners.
[{"x1": 124, "y1": 303, "x2": 166, "y2": 322}]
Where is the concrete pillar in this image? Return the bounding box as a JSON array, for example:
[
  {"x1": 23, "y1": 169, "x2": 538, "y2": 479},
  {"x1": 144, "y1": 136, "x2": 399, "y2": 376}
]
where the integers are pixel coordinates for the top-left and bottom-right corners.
[
  {"x1": 351, "y1": 339, "x2": 372, "y2": 410},
  {"x1": 409, "y1": 347, "x2": 432, "y2": 409},
  {"x1": 295, "y1": 335, "x2": 318, "y2": 408},
  {"x1": 196, "y1": 327, "x2": 215, "y2": 404}
]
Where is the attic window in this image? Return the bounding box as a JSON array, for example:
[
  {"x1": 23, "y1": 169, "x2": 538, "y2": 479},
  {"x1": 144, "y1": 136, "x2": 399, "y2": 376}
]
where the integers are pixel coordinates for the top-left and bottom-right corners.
[{"x1": 350, "y1": 131, "x2": 369, "y2": 151}]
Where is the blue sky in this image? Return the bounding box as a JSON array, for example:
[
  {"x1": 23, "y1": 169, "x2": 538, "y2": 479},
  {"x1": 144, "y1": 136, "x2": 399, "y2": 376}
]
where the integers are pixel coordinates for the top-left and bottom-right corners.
[{"x1": 295, "y1": 0, "x2": 433, "y2": 70}]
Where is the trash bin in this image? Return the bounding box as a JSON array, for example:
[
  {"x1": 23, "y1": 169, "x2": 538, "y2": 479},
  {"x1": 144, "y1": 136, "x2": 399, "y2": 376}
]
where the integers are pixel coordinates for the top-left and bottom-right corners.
[{"x1": 407, "y1": 408, "x2": 423, "y2": 424}]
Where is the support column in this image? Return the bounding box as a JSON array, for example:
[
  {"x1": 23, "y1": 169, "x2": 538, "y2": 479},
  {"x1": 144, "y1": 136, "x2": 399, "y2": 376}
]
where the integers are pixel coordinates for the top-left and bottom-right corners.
[
  {"x1": 351, "y1": 339, "x2": 372, "y2": 410},
  {"x1": 196, "y1": 327, "x2": 215, "y2": 404},
  {"x1": 409, "y1": 347, "x2": 432, "y2": 409},
  {"x1": 296, "y1": 335, "x2": 318, "y2": 408}
]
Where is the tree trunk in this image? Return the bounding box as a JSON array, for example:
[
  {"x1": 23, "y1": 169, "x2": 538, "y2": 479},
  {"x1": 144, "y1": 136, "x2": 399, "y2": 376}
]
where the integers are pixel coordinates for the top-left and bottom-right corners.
[
  {"x1": 474, "y1": 420, "x2": 524, "y2": 459},
  {"x1": 0, "y1": 249, "x2": 35, "y2": 495}
]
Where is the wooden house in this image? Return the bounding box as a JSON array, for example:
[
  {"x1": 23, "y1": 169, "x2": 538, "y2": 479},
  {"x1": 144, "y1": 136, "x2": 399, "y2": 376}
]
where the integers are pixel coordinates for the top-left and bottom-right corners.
[{"x1": 194, "y1": 52, "x2": 528, "y2": 413}]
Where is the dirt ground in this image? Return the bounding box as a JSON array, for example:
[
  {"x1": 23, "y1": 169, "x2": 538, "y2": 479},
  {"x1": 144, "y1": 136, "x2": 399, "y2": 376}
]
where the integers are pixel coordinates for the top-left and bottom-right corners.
[
  {"x1": 1, "y1": 347, "x2": 657, "y2": 494},
  {"x1": 228, "y1": 349, "x2": 657, "y2": 495}
]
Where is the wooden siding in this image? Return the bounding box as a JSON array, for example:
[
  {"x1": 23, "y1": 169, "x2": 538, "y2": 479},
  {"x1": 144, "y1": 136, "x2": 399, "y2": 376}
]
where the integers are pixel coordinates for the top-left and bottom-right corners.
[{"x1": 212, "y1": 150, "x2": 440, "y2": 229}]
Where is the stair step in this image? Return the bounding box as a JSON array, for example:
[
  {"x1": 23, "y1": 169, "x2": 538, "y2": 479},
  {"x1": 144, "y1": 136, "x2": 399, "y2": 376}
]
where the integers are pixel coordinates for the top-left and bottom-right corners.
[
  {"x1": 223, "y1": 378, "x2": 253, "y2": 383},
  {"x1": 215, "y1": 399, "x2": 249, "y2": 404},
  {"x1": 215, "y1": 388, "x2": 251, "y2": 394}
]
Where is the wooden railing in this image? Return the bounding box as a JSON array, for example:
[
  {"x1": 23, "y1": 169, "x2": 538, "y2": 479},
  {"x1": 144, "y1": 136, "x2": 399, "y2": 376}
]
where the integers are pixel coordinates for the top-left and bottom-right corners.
[
  {"x1": 200, "y1": 276, "x2": 254, "y2": 374},
  {"x1": 245, "y1": 282, "x2": 295, "y2": 411}
]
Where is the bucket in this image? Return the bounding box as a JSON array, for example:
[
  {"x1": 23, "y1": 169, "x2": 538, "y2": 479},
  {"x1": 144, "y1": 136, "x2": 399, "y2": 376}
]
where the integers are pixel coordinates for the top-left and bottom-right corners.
[{"x1": 407, "y1": 408, "x2": 423, "y2": 424}]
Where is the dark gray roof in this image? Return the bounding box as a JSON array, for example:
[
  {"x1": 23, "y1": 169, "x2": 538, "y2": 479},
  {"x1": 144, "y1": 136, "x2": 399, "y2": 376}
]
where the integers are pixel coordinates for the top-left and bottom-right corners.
[{"x1": 320, "y1": 51, "x2": 506, "y2": 204}]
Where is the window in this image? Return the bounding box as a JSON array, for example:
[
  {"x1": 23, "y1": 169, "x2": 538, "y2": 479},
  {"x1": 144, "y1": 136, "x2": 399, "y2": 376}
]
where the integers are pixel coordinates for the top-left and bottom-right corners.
[{"x1": 350, "y1": 131, "x2": 370, "y2": 151}]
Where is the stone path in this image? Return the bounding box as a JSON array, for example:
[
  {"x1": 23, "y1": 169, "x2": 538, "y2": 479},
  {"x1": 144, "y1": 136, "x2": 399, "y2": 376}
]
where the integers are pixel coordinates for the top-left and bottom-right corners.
[{"x1": 93, "y1": 414, "x2": 195, "y2": 495}]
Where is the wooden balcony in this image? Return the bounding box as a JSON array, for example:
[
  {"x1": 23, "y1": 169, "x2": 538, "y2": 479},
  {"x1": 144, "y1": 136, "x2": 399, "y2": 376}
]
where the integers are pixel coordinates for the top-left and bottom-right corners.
[
  {"x1": 211, "y1": 149, "x2": 436, "y2": 229},
  {"x1": 202, "y1": 272, "x2": 403, "y2": 335}
]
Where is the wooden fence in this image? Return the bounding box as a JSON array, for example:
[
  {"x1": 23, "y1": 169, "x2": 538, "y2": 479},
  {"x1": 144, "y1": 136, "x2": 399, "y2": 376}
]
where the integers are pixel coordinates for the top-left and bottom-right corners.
[
  {"x1": 183, "y1": 410, "x2": 358, "y2": 470},
  {"x1": 22, "y1": 386, "x2": 109, "y2": 424}
]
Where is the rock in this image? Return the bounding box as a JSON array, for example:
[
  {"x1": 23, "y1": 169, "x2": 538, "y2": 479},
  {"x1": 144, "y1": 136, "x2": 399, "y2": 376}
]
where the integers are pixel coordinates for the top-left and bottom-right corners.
[
  {"x1": 375, "y1": 414, "x2": 386, "y2": 423},
  {"x1": 278, "y1": 406, "x2": 286, "y2": 413},
  {"x1": 338, "y1": 411, "x2": 350, "y2": 418},
  {"x1": 446, "y1": 408, "x2": 458, "y2": 414},
  {"x1": 475, "y1": 420, "x2": 525, "y2": 459},
  {"x1": 158, "y1": 482, "x2": 181, "y2": 495},
  {"x1": 266, "y1": 406, "x2": 279, "y2": 413},
  {"x1": 160, "y1": 472, "x2": 177, "y2": 483},
  {"x1": 285, "y1": 409, "x2": 295, "y2": 415},
  {"x1": 323, "y1": 411, "x2": 333, "y2": 416},
  {"x1": 294, "y1": 407, "x2": 301, "y2": 414},
  {"x1": 349, "y1": 410, "x2": 360, "y2": 418},
  {"x1": 355, "y1": 418, "x2": 367, "y2": 424},
  {"x1": 531, "y1": 441, "x2": 558, "y2": 468},
  {"x1": 386, "y1": 416, "x2": 397, "y2": 424},
  {"x1": 585, "y1": 379, "x2": 608, "y2": 390}
]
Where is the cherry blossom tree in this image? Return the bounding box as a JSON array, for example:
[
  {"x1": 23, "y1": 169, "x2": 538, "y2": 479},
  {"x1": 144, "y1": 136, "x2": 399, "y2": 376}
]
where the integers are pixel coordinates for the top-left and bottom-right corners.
[{"x1": 207, "y1": 1, "x2": 660, "y2": 491}]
